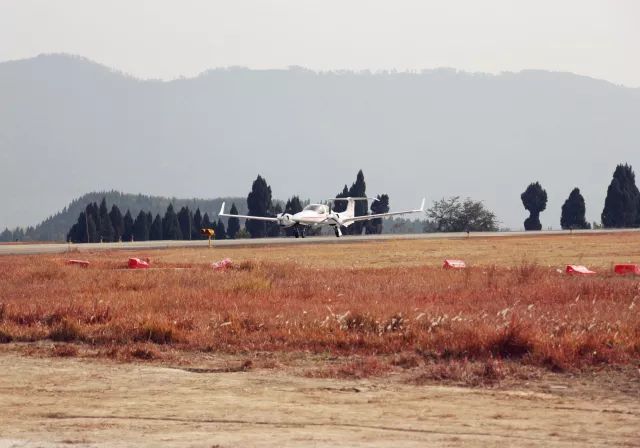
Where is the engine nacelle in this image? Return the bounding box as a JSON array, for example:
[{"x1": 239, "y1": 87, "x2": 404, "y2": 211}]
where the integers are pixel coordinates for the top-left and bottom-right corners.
[
  {"x1": 277, "y1": 213, "x2": 295, "y2": 228},
  {"x1": 327, "y1": 212, "x2": 352, "y2": 227}
]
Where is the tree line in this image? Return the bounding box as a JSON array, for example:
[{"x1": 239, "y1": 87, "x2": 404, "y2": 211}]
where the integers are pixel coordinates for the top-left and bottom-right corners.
[
  {"x1": 521, "y1": 163, "x2": 640, "y2": 230},
  {"x1": 66, "y1": 198, "x2": 235, "y2": 242},
  {"x1": 241, "y1": 169, "x2": 499, "y2": 236},
  {"x1": 1, "y1": 192, "x2": 245, "y2": 243},
  {"x1": 22, "y1": 162, "x2": 640, "y2": 244},
  {"x1": 54, "y1": 170, "x2": 498, "y2": 242}
]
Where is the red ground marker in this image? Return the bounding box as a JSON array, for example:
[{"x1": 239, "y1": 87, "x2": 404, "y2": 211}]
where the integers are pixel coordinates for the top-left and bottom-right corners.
[
  {"x1": 67, "y1": 259, "x2": 90, "y2": 267},
  {"x1": 566, "y1": 265, "x2": 596, "y2": 275},
  {"x1": 128, "y1": 257, "x2": 150, "y2": 269},
  {"x1": 614, "y1": 263, "x2": 640, "y2": 275},
  {"x1": 212, "y1": 258, "x2": 233, "y2": 271},
  {"x1": 443, "y1": 259, "x2": 466, "y2": 269}
]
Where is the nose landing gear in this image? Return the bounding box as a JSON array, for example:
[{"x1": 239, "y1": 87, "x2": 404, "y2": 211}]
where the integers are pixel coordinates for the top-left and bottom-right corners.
[{"x1": 294, "y1": 225, "x2": 306, "y2": 238}]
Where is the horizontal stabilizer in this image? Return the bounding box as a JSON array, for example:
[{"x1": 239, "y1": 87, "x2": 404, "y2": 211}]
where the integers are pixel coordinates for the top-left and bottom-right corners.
[{"x1": 327, "y1": 197, "x2": 378, "y2": 202}]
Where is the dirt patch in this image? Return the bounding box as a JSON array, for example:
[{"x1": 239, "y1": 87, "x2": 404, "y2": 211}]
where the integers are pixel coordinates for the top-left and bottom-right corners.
[{"x1": 0, "y1": 354, "x2": 638, "y2": 447}]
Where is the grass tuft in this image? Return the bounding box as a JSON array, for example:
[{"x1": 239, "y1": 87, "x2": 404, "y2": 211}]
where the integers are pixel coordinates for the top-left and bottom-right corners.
[
  {"x1": 52, "y1": 344, "x2": 78, "y2": 357},
  {"x1": 135, "y1": 321, "x2": 177, "y2": 345},
  {"x1": 0, "y1": 328, "x2": 12, "y2": 343},
  {"x1": 49, "y1": 319, "x2": 83, "y2": 342},
  {"x1": 412, "y1": 359, "x2": 506, "y2": 387},
  {"x1": 489, "y1": 319, "x2": 534, "y2": 359},
  {"x1": 130, "y1": 345, "x2": 161, "y2": 360}
]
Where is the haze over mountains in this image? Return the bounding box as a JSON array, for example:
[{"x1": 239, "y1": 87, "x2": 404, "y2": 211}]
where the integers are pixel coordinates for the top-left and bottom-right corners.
[{"x1": 1, "y1": 53, "x2": 639, "y2": 231}]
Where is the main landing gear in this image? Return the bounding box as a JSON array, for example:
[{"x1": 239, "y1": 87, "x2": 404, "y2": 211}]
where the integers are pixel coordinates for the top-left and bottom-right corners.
[
  {"x1": 334, "y1": 226, "x2": 342, "y2": 238},
  {"x1": 294, "y1": 225, "x2": 305, "y2": 238}
]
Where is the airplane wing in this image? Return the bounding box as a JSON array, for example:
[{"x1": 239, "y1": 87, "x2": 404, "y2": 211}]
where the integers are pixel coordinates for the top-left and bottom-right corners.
[
  {"x1": 340, "y1": 198, "x2": 425, "y2": 223},
  {"x1": 217, "y1": 202, "x2": 279, "y2": 222}
]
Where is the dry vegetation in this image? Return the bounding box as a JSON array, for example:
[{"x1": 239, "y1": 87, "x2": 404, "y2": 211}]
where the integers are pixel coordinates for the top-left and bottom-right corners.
[{"x1": 1, "y1": 233, "x2": 639, "y2": 384}]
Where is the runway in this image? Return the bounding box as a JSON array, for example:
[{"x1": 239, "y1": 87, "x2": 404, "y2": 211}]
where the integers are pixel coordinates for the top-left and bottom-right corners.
[{"x1": 1, "y1": 228, "x2": 638, "y2": 256}]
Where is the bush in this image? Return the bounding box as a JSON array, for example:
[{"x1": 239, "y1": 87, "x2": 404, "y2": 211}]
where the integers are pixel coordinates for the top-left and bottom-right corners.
[
  {"x1": 0, "y1": 329, "x2": 12, "y2": 343},
  {"x1": 49, "y1": 319, "x2": 83, "y2": 342},
  {"x1": 135, "y1": 321, "x2": 176, "y2": 344},
  {"x1": 489, "y1": 320, "x2": 534, "y2": 359}
]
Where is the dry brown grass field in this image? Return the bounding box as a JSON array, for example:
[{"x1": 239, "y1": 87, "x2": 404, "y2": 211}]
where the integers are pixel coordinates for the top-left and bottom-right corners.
[
  {"x1": 1, "y1": 232, "x2": 640, "y2": 446},
  {"x1": 1, "y1": 232, "x2": 639, "y2": 381}
]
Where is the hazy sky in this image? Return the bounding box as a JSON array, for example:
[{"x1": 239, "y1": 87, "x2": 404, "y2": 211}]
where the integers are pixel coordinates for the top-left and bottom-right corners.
[{"x1": 1, "y1": 0, "x2": 639, "y2": 87}]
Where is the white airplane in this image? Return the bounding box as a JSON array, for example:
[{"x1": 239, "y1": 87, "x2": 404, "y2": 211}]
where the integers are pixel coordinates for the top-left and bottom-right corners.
[{"x1": 218, "y1": 197, "x2": 425, "y2": 237}]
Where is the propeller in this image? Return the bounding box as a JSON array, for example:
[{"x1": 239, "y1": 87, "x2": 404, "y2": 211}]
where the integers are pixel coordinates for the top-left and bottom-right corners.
[
  {"x1": 325, "y1": 211, "x2": 342, "y2": 227},
  {"x1": 276, "y1": 212, "x2": 294, "y2": 227}
]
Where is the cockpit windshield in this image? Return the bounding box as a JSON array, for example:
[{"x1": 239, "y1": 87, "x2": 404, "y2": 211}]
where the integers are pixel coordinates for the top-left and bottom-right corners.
[{"x1": 303, "y1": 204, "x2": 327, "y2": 213}]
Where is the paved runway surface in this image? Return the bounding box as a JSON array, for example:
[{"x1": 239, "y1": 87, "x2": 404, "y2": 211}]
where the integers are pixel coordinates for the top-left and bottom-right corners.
[{"x1": 1, "y1": 228, "x2": 638, "y2": 256}]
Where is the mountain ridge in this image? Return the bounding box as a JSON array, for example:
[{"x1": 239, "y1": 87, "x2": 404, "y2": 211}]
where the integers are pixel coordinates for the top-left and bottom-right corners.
[
  {"x1": 1, "y1": 54, "x2": 639, "y2": 230},
  {"x1": 4, "y1": 53, "x2": 638, "y2": 90}
]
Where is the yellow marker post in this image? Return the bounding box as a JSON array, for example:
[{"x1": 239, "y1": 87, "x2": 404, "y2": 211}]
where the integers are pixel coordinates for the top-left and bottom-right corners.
[{"x1": 200, "y1": 228, "x2": 215, "y2": 248}]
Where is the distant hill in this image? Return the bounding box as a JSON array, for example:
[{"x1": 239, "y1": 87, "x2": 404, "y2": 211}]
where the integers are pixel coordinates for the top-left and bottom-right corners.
[
  {"x1": 1, "y1": 54, "x2": 639, "y2": 229},
  {"x1": 16, "y1": 191, "x2": 246, "y2": 241}
]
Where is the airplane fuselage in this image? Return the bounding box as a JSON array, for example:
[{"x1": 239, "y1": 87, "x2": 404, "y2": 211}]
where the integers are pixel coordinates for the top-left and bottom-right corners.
[{"x1": 284, "y1": 206, "x2": 331, "y2": 227}]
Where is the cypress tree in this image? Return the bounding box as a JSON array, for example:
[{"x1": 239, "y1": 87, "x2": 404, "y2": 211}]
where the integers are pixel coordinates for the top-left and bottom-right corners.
[
  {"x1": 192, "y1": 208, "x2": 203, "y2": 239},
  {"x1": 87, "y1": 213, "x2": 98, "y2": 242},
  {"x1": 188, "y1": 208, "x2": 195, "y2": 238},
  {"x1": 1, "y1": 228, "x2": 13, "y2": 242},
  {"x1": 331, "y1": 185, "x2": 350, "y2": 234},
  {"x1": 162, "y1": 204, "x2": 182, "y2": 240},
  {"x1": 560, "y1": 188, "x2": 590, "y2": 230},
  {"x1": 150, "y1": 214, "x2": 163, "y2": 240},
  {"x1": 146, "y1": 211, "x2": 153, "y2": 234},
  {"x1": 74, "y1": 204, "x2": 97, "y2": 243},
  {"x1": 81, "y1": 210, "x2": 92, "y2": 242},
  {"x1": 109, "y1": 205, "x2": 125, "y2": 241},
  {"x1": 285, "y1": 196, "x2": 303, "y2": 215},
  {"x1": 521, "y1": 182, "x2": 547, "y2": 231},
  {"x1": 602, "y1": 164, "x2": 640, "y2": 228},
  {"x1": 246, "y1": 175, "x2": 273, "y2": 238},
  {"x1": 367, "y1": 194, "x2": 390, "y2": 234},
  {"x1": 267, "y1": 203, "x2": 283, "y2": 237},
  {"x1": 67, "y1": 214, "x2": 83, "y2": 242},
  {"x1": 227, "y1": 203, "x2": 240, "y2": 239},
  {"x1": 201, "y1": 212, "x2": 213, "y2": 232},
  {"x1": 98, "y1": 198, "x2": 114, "y2": 242},
  {"x1": 122, "y1": 210, "x2": 134, "y2": 241},
  {"x1": 86, "y1": 202, "x2": 100, "y2": 236},
  {"x1": 348, "y1": 170, "x2": 368, "y2": 235},
  {"x1": 215, "y1": 219, "x2": 227, "y2": 240},
  {"x1": 602, "y1": 179, "x2": 626, "y2": 227},
  {"x1": 177, "y1": 206, "x2": 193, "y2": 240},
  {"x1": 12, "y1": 227, "x2": 25, "y2": 241},
  {"x1": 333, "y1": 185, "x2": 349, "y2": 213},
  {"x1": 69, "y1": 213, "x2": 79, "y2": 242},
  {"x1": 133, "y1": 210, "x2": 149, "y2": 241}
]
